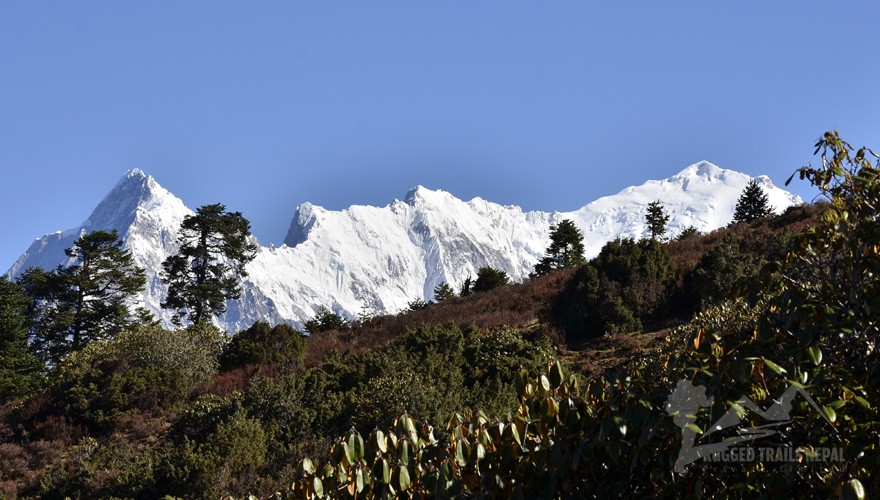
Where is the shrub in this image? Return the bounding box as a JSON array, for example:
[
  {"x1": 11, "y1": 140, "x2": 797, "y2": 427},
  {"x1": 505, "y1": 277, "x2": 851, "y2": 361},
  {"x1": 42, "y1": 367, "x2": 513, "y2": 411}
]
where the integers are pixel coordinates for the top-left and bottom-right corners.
[
  {"x1": 555, "y1": 238, "x2": 677, "y2": 341},
  {"x1": 51, "y1": 323, "x2": 226, "y2": 426},
  {"x1": 221, "y1": 322, "x2": 306, "y2": 371},
  {"x1": 472, "y1": 266, "x2": 510, "y2": 292},
  {"x1": 305, "y1": 308, "x2": 349, "y2": 334}
]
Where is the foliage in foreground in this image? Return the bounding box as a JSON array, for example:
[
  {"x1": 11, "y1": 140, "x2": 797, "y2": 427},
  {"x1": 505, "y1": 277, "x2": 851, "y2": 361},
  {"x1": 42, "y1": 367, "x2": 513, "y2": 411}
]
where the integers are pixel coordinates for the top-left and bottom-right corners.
[{"x1": 284, "y1": 131, "x2": 877, "y2": 498}]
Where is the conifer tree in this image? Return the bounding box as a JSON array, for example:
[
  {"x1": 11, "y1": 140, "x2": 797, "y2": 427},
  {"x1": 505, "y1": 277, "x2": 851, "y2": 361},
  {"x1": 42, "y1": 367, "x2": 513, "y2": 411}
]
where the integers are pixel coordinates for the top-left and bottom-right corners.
[
  {"x1": 407, "y1": 298, "x2": 429, "y2": 311},
  {"x1": 0, "y1": 276, "x2": 42, "y2": 401},
  {"x1": 161, "y1": 204, "x2": 257, "y2": 325},
  {"x1": 304, "y1": 307, "x2": 349, "y2": 334},
  {"x1": 18, "y1": 230, "x2": 146, "y2": 363},
  {"x1": 533, "y1": 219, "x2": 586, "y2": 276},
  {"x1": 433, "y1": 282, "x2": 456, "y2": 302},
  {"x1": 459, "y1": 276, "x2": 473, "y2": 297},
  {"x1": 675, "y1": 226, "x2": 700, "y2": 241},
  {"x1": 645, "y1": 200, "x2": 670, "y2": 240},
  {"x1": 732, "y1": 180, "x2": 773, "y2": 223},
  {"x1": 473, "y1": 266, "x2": 510, "y2": 292}
]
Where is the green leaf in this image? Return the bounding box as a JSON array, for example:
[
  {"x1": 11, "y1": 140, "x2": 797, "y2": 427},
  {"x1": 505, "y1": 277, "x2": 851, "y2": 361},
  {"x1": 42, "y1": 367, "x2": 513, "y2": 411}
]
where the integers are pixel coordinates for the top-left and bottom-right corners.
[
  {"x1": 549, "y1": 360, "x2": 564, "y2": 387},
  {"x1": 763, "y1": 358, "x2": 787, "y2": 375},
  {"x1": 841, "y1": 478, "x2": 865, "y2": 500},
  {"x1": 540, "y1": 374, "x2": 551, "y2": 393},
  {"x1": 313, "y1": 476, "x2": 324, "y2": 497},
  {"x1": 397, "y1": 439, "x2": 410, "y2": 465},
  {"x1": 510, "y1": 422, "x2": 522, "y2": 447},
  {"x1": 355, "y1": 468, "x2": 364, "y2": 493},
  {"x1": 821, "y1": 405, "x2": 837, "y2": 423},
  {"x1": 342, "y1": 440, "x2": 355, "y2": 466},
  {"x1": 854, "y1": 396, "x2": 871, "y2": 409},
  {"x1": 685, "y1": 423, "x2": 703, "y2": 434},
  {"x1": 475, "y1": 442, "x2": 486, "y2": 461},
  {"x1": 398, "y1": 465, "x2": 411, "y2": 492},
  {"x1": 375, "y1": 429, "x2": 387, "y2": 454},
  {"x1": 806, "y1": 346, "x2": 823, "y2": 366},
  {"x1": 348, "y1": 432, "x2": 364, "y2": 461},
  {"x1": 301, "y1": 457, "x2": 316, "y2": 475},
  {"x1": 382, "y1": 458, "x2": 391, "y2": 484},
  {"x1": 456, "y1": 440, "x2": 469, "y2": 467}
]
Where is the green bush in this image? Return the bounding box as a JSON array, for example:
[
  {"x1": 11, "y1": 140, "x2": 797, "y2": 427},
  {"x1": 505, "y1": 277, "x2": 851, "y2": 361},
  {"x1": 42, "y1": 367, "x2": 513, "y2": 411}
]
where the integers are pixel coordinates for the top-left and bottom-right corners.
[
  {"x1": 472, "y1": 266, "x2": 510, "y2": 292},
  {"x1": 555, "y1": 238, "x2": 677, "y2": 340},
  {"x1": 692, "y1": 236, "x2": 760, "y2": 305},
  {"x1": 305, "y1": 308, "x2": 349, "y2": 334},
  {"x1": 221, "y1": 321, "x2": 307, "y2": 371},
  {"x1": 157, "y1": 409, "x2": 269, "y2": 498},
  {"x1": 51, "y1": 323, "x2": 227, "y2": 427}
]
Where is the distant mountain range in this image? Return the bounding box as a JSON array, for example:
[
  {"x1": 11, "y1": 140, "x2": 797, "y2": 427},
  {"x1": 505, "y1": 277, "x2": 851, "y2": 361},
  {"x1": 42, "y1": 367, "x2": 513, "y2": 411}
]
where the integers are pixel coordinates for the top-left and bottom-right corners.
[{"x1": 7, "y1": 162, "x2": 802, "y2": 332}]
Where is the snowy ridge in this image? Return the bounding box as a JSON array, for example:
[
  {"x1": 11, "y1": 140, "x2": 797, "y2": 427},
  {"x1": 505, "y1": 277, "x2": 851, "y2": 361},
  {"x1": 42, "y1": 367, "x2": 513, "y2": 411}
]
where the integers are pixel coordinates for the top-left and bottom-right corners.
[{"x1": 7, "y1": 161, "x2": 802, "y2": 332}]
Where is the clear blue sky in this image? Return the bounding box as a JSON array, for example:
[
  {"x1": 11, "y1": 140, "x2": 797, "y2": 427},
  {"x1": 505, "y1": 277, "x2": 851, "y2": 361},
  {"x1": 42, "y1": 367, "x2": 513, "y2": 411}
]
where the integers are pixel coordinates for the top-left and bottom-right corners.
[{"x1": 2, "y1": 2, "x2": 879, "y2": 270}]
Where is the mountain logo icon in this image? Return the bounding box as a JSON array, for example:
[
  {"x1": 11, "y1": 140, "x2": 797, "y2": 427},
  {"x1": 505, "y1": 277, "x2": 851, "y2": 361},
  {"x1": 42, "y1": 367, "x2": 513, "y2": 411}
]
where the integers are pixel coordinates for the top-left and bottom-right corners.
[{"x1": 665, "y1": 379, "x2": 833, "y2": 473}]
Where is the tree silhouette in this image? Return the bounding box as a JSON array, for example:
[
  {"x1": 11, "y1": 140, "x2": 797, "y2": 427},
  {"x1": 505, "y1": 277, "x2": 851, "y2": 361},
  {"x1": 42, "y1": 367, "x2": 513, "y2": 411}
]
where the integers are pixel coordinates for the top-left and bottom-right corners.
[
  {"x1": 19, "y1": 230, "x2": 145, "y2": 363},
  {"x1": 533, "y1": 219, "x2": 586, "y2": 276},
  {"x1": 162, "y1": 204, "x2": 257, "y2": 325},
  {"x1": 732, "y1": 180, "x2": 773, "y2": 223},
  {"x1": 645, "y1": 201, "x2": 670, "y2": 240}
]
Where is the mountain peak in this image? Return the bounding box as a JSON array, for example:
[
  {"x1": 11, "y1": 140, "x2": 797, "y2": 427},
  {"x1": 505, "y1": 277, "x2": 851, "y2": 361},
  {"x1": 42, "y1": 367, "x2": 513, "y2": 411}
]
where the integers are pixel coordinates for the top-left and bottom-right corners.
[
  {"x1": 404, "y1": 185, "x2": 454, "y2": 207},
  {"x1": 675, "y1": 161, "x2": 724, "y2": 179},
  {"x1": 283, "y1": 202, "x2": 324, "y2": 247},
  {"x1": 83, "y1": 169, "x2": 164, "y2": 231},
  {"x1": 125, "y1": 167, "x2": 147, "y2": 179},
  {"x1": 404, "y1": 185, "x2": 429, "y2": 204}
]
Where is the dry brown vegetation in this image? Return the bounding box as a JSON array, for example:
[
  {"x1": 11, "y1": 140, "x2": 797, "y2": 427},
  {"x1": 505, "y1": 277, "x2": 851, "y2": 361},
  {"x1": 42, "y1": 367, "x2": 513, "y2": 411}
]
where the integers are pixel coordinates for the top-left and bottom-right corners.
[
  {"x1": 303, "y1": 202, "x2": 824, "y2": 374},
  {"x1": 303, "y1": 268, "x2": 574, "y2": 367}
]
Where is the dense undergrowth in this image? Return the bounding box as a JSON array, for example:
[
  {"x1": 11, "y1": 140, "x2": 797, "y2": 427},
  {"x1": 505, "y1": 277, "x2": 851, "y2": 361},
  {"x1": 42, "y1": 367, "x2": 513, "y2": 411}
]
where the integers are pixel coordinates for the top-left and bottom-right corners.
[{"x1": 2, "y1": 132, "x2": 877, "y2": 498}]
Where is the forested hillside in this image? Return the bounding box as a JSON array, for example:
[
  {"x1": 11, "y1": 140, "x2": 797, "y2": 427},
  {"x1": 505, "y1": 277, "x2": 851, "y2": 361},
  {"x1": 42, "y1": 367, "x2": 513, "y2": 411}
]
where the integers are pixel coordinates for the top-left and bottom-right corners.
[{"x1": 0, "y1": 133, "x2": 876, "y2": 499}]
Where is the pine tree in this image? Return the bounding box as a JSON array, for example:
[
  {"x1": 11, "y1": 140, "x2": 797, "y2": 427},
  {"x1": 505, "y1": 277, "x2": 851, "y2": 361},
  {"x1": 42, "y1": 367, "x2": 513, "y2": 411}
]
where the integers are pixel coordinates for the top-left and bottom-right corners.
[
  {"x1": 18, "y1": 230, "x2": 146, "y2": 363},
  {"x1": 304, "y1": 308, "x2": 349, "y2": 334},
  {"x1": 433, "y1": 282, "x2": 456, "y2": 303},
  {"x1": 459, "y1": 276, "x2": 473, "y2": 297},
  {"x1": 533, "y1": 219, "x2": 586, "y2": 276},
  {"x1": 161, "y1": 204, "x2": 257, "y2": 325},
  {"x1": 645, "y1": 201, "x2": 670, "y2": 240},
  {"x1": 732, "y1": 180, "x2": 773, "y2": 223},
  {"x1": 0, "y1": 276, "x2": 42, "y2": 401},
  {"x1": 357, "y1": 302, "x2": 372, "y2": 323},
  {"x1": 407, "y1": 298, "x2": 429, "y2": 311},
  {"x1": 675, "y1": 226, "x2": 701, "y2": 241},
  {"x1": 472, "y1": 266, "x2": 510, "y2": 292}
]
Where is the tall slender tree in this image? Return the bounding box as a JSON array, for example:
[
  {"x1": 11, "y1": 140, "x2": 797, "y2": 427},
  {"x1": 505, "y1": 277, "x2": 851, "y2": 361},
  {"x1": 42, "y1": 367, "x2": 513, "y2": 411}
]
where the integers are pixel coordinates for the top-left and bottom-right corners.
[
  {"x1": 534, "y1": 219, "x2": 586, "y2": 276},
  {"x1": 645, "y1": 201, "x2": 670, "y2": 240},
  {"x1": 732, "y1": 180, "x2": 773, "y2": 223},
  {"x1": 18, "y1": 230, "x2": 146, "y2": 363},
  {"x1": 459, "y1": 276, "x2": 473, "y2": 297},
  {"x1": 162, "y1": 204, "x2": 257, "y2": 325}
]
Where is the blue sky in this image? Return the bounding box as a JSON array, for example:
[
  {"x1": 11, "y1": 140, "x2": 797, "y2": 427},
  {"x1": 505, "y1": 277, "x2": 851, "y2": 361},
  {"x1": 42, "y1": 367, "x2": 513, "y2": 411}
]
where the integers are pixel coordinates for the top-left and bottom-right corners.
[{"x1": 2, "y1": 2, "x2": 879, "y2": 270}]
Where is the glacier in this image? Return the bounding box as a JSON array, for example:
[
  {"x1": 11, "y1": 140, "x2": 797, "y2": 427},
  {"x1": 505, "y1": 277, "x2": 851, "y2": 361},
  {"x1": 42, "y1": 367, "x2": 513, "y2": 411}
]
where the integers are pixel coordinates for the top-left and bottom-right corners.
[{"x1": 6, "y1": 161, "x2": 802, "y2": 332}]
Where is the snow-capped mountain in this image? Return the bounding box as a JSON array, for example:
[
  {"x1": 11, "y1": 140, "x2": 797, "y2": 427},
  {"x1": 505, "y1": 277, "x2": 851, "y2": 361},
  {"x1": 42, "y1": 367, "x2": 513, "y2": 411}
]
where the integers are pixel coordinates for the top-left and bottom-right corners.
[
  {"x1": 7, "y1": 169, "x2": 192, "y2": 326},
  {"x1": 7, "y1": 161, "x2": 801, "y2": 332}
]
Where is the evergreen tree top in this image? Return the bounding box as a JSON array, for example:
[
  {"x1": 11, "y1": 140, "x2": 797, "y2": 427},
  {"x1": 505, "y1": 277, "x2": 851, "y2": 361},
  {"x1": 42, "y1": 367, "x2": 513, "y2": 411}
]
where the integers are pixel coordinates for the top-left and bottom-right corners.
[{"x1": 732, "y1": 180, "x2": 773, "y2": 224}]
